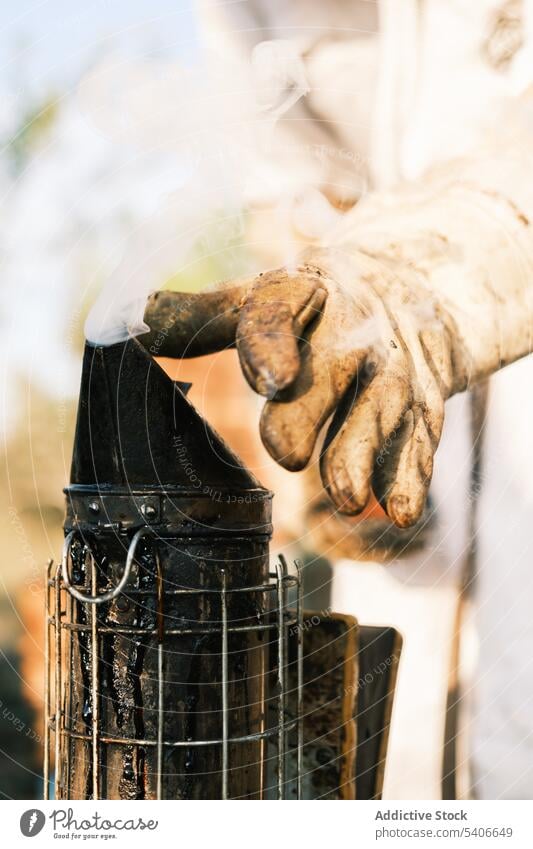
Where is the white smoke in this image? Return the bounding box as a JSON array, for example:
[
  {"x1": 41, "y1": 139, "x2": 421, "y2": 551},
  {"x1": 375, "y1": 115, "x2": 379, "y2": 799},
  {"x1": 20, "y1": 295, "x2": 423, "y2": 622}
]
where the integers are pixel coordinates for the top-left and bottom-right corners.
[
  {"x1": 83, "y1": 41, "x2": 312, "y2": 345},
  {"x1": 291, "y1": 187, "x2": 342, "y2": 240},
  {"x1": 251, "y1": 38, "x2": 310, "y2": 143}
]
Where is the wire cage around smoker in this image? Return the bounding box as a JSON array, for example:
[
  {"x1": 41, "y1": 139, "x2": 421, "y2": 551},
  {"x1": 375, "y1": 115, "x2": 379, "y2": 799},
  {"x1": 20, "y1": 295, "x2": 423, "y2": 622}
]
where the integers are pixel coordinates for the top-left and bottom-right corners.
[{"x1": 44, "y1": 529, "x2": 304, "y2": 801}]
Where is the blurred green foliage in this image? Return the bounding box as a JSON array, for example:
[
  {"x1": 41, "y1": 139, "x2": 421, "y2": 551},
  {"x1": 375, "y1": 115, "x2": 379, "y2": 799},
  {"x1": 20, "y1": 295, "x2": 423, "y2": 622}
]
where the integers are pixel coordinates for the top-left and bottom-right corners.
[{"x1": 7, "y1": 96, "x2": 59, "y2": 174}]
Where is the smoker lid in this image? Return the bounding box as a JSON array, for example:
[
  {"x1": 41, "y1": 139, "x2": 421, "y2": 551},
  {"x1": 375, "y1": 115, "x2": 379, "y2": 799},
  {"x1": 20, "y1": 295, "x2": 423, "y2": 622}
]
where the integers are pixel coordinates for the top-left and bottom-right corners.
[{"x1": 70, "y1": 338, "x2": 265, "y2": 491}]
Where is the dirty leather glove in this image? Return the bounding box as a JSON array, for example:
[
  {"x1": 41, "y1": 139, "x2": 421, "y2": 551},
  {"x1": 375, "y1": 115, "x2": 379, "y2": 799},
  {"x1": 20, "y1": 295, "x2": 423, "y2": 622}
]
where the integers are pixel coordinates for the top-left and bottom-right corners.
[{"x1": 142, "y1": 169, "x2": 533, "y2": 528}]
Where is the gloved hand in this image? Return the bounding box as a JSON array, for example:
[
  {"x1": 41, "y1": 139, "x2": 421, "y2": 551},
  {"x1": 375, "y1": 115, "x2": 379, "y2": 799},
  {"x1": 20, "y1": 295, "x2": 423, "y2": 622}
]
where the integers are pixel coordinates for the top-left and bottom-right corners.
[
  {"x1": 141, "y1": 132, "x2": 533, "y2": 529},
  {"x1": 142, "y1": 246, "x2": 460, "y2": 529}
]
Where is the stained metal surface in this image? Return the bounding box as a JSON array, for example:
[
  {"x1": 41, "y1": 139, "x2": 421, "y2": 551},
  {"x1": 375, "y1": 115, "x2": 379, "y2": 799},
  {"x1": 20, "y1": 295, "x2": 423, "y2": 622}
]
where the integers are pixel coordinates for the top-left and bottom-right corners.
[
  {"x1": 45, "y1": 539, "x2": 301, "y2": 799},
  {"x1": 44, "y1": 338, "x2": 305, "y2": 800}
]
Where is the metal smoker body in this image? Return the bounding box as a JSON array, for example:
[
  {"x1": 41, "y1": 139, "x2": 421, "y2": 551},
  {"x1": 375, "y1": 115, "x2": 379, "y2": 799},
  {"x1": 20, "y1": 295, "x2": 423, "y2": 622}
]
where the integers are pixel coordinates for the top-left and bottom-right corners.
[{"x1": 45, "y1": 338, "x2": 303, "y2": 800}]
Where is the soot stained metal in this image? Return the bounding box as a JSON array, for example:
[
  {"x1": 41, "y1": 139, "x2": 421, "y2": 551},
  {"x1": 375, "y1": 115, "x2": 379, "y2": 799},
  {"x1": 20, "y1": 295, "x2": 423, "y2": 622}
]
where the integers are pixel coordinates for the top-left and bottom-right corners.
[{"x1": 45, "y1": 338, "x2": 303, "y2": 800}]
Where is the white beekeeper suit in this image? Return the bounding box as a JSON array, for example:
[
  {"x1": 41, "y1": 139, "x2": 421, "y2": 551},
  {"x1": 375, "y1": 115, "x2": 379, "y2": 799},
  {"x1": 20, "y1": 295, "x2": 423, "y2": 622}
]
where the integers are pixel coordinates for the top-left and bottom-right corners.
[{"x1": 199, "y1": 0, "x2": 533, "y2": 799}]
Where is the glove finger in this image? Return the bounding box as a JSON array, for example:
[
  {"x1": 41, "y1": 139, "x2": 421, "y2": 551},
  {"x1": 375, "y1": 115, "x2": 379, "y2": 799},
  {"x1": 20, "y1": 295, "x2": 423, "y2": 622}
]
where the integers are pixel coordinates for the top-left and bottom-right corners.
[
  {"x1": 142, "y1": 282, "x2": 250, "y2": 357},
  {"x1": 419, "y1": 325, "x2": 454, "y2": 402},
  {"x1": 320, "y1": 365, "x2": 411, "y2": 515},
  {"x1": 393, "y1": 318, "x2": 446, "y2": 446},
  {"x1": 372, "y1": 324, "x2": 446, "y2": 528},
  {"x1": 373, "y1": 406, "x2": 436, "y2": 528},
  {"x1": 236, "y1": 266, "x2": 328, "y2": 397},
  {"x1": 259, "y1": 326, "x2": 362, "y2": 472}
]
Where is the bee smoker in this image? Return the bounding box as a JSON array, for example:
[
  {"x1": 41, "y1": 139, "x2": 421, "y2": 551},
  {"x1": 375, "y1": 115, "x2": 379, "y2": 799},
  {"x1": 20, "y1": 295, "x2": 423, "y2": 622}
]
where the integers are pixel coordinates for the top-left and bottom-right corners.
[{"x1": 44, "y1": 337, "x2": 303, "y2": 800}]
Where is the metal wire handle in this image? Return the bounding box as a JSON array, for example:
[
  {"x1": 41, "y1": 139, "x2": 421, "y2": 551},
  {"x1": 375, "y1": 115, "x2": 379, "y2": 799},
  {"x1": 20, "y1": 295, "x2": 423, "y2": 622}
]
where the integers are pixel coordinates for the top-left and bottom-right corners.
[{"x1": 61, "y1": 527, "x2": 152, "y2": 604}]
